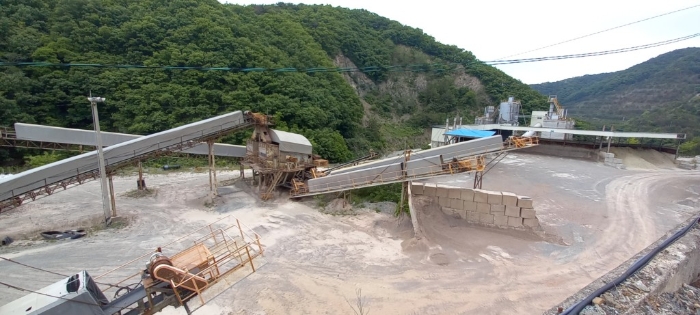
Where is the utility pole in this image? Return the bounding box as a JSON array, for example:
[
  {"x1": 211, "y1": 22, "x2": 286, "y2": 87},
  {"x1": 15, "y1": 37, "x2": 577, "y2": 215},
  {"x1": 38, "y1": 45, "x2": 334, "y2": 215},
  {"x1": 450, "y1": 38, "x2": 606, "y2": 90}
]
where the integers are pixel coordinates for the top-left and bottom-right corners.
[{"x1": 88, "y1": 94, "x2": 113, "y2": 225}]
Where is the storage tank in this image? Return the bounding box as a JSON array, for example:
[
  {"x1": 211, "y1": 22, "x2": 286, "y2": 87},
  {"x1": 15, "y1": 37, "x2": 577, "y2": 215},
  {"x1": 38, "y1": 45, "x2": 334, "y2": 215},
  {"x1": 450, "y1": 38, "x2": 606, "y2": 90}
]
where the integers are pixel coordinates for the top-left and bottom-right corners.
[
  {"x1": 499, "y1": 97, "x2": 521, "y2": 124},
  {"x1": 499, "y1": 101, "x2": 511, "y2": 123}
]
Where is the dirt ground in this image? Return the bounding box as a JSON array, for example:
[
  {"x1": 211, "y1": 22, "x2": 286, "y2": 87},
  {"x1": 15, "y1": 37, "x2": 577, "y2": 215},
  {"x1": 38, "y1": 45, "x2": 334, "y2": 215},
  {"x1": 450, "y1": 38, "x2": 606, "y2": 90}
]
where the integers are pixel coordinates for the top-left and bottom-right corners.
[{"x1": 1, "y1": 153, "x2": 700, "y2": 314}]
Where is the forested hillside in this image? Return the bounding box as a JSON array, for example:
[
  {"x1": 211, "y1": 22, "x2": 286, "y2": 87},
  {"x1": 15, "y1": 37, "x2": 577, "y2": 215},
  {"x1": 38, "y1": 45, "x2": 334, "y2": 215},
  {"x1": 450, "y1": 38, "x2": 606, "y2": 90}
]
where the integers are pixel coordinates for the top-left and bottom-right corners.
[
  {"x1": 532, "y1": 48, "x2": 700, "y2": 124},
  {"x1": 0, "y1": 0, "x2": 547, "y2": 165}
]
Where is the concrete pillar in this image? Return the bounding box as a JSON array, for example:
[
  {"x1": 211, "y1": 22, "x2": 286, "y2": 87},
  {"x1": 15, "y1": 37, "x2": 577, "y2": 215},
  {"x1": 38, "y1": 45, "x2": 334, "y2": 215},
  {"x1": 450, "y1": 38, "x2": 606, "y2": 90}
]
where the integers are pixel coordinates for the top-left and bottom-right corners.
[
  {"x1": 207, "y1": 140, "x2": 217, "y2": 194},
  {"x1": 407, "y1": 182, "x2": 422, "y2": 240},
  {"x1": 108, "y1": 174, "x2": 117, "y2": 217}
]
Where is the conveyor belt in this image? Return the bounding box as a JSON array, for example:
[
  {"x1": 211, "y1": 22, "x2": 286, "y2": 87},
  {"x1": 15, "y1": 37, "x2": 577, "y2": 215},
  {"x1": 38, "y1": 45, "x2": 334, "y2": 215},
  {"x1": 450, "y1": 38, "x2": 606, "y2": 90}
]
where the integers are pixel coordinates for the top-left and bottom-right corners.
[
  {"x1": 294, "y1": 136, "x2": 537, "y2": 198},
  {"x1": 0, "y1": 111, "x2": 254, "y2": 213},
  {"x1": 9, "y1": 123, "x2": 247, "y2": 158}
]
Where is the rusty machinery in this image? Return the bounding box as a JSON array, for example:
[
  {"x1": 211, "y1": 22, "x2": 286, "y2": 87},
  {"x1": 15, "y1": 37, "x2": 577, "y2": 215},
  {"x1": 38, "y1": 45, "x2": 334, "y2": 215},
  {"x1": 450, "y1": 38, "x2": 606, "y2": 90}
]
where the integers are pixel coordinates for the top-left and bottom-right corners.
[
  {"x1": 240, "y1": 112, "x2": 325, "y2": 200},
  {"x1": 0, "y1": 216, "x2": 263, "y2": 315}
]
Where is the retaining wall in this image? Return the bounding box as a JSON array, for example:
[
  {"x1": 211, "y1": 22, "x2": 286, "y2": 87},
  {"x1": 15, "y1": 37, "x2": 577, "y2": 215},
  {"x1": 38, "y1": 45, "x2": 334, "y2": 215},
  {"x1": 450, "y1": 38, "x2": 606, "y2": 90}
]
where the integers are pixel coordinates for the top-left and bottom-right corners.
[
  {"x1": 544, "y1": 217, "x2": 700, "y2": 315},
  {"x1": 519, "y1": 144, "x2": 596, "y2": 160},
  {"x1": 412, "y1": 182, "x2": 541, "y2": 230}
]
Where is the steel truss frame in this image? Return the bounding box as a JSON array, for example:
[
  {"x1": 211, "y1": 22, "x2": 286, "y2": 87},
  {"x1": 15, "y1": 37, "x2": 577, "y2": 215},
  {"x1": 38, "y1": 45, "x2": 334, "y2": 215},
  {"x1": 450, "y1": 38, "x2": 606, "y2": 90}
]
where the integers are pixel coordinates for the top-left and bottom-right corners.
[{"x1": 0, "y1": 119, "x2": 254, "y2": 214}]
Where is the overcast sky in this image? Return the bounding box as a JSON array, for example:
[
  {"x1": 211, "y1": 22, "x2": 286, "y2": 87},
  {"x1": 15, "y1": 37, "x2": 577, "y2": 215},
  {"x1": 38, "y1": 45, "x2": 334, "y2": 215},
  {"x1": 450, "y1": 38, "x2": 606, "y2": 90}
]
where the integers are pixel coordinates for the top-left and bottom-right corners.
[{"x1": 220, "y1": 0, "x2": 700, "y2": 84}]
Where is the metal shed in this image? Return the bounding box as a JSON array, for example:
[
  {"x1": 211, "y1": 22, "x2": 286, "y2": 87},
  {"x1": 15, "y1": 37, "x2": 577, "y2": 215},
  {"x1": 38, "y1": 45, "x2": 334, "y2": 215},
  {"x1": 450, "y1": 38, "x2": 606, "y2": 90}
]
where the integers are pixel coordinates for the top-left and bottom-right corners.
[{"x1": 269, "y1": 129, "x2": 312, "y2": 155}]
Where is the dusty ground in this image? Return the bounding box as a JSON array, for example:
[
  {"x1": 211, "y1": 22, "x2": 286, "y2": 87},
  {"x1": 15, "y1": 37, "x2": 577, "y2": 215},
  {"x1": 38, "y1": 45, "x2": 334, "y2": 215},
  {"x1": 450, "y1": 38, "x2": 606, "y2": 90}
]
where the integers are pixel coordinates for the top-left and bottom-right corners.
[{"x1": 1, "y1": 154, "x2": 699, "y2": 314}]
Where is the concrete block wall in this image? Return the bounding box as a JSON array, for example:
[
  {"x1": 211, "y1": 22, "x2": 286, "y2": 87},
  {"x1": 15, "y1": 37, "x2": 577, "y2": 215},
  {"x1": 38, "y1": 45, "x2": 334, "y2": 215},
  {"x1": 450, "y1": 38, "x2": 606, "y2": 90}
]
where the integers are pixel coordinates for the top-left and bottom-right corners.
[
  {"x1": 677, "y1": 157, "x2": 698, "y2": 170},
  {"x1": 522, "y1": 144, "x2": 595, "y2": 160},
  {"x1": 599, "y1": 151, "x2": 626, "y2": 169},
  {"x1": 412, "y1": 182, "x2": 541, "y2": 230}
]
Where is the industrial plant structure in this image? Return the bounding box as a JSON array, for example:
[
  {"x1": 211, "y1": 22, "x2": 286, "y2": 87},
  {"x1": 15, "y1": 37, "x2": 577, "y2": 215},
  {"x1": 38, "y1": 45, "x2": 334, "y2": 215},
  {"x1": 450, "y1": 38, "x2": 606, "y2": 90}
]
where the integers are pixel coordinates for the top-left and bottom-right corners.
[{"x1": 431, "y1": 95, "x2": 684, "y2": 150}]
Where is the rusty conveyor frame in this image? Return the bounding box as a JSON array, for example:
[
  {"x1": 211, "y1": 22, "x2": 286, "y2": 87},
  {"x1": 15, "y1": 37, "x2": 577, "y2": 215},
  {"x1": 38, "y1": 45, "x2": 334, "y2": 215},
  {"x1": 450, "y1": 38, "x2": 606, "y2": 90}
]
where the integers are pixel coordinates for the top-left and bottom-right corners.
[{"x1": 94, "y1": 215, "x2": 264, "y2": 315}]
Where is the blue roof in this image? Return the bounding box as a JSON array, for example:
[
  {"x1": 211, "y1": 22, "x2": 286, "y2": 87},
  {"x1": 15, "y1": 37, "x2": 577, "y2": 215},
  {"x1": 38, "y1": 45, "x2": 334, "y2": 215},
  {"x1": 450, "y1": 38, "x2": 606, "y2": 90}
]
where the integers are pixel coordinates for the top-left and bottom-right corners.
[{"x1": 444, "y1": 129, "x2": 496, "y2": 138}]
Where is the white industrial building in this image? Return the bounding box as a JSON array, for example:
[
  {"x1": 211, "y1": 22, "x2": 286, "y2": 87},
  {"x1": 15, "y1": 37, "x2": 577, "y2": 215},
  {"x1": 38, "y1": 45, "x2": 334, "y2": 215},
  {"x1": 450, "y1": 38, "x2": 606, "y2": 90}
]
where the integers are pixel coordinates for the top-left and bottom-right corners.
[{"x1": 430, "y1": 96, "x2": 683, "y2": 149}]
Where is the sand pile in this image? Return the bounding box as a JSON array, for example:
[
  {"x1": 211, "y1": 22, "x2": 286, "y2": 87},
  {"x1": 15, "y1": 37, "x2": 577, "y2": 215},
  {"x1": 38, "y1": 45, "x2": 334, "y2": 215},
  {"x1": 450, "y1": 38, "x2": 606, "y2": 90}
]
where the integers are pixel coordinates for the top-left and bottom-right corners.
[
  {"x1": 609, "y1": 148, "x2": 676, "y2": 170},
  {"x1": 635, "y1": 149, "x2": 676, "y2": 169}
]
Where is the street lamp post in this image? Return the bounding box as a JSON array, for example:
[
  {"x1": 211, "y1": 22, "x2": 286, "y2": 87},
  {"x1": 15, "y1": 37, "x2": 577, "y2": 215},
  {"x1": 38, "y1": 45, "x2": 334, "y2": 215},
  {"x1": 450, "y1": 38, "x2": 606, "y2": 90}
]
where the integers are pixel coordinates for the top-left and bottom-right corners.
[{"x1": 88, "y1": 95, "x2": 113, "y2": 225}]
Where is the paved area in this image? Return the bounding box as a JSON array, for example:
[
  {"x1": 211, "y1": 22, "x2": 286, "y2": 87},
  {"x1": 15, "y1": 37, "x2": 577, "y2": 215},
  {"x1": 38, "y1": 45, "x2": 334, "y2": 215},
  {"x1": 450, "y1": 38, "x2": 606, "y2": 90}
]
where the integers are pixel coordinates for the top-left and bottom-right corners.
[{"x1": 0, "y1": 154, "x2": 699, "y2": 314}]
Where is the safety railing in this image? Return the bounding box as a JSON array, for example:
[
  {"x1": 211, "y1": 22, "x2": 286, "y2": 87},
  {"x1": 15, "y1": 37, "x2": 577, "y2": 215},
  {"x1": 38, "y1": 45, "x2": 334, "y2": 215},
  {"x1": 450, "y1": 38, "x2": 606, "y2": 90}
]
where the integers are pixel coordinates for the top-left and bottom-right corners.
[
  {"x1": 0, "y1": 126, "x2": 16, "y2": 139},
  {"x1": 505, "y1": 136, "x2": 540, "y2": 149},
  {"x1": 94, "y1": 215, "x2": 263, "y2": 314},
  {"x1": 161, "y1": 220, "x2": 263, "y2": 307}
]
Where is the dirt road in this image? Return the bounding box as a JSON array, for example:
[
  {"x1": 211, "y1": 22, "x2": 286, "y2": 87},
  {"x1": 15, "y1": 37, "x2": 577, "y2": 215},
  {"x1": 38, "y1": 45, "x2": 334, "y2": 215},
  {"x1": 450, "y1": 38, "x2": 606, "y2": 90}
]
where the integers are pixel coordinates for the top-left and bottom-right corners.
[{"x1": 0, "y1": 155, "x2": 698, "y2": 314}]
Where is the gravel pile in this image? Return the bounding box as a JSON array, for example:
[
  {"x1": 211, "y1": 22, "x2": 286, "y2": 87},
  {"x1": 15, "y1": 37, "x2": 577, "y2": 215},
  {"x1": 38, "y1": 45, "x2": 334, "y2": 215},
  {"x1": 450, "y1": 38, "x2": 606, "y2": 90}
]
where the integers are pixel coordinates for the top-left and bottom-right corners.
[{"x1": 632, "y1": 283, "x2": 700, "y2": 314}]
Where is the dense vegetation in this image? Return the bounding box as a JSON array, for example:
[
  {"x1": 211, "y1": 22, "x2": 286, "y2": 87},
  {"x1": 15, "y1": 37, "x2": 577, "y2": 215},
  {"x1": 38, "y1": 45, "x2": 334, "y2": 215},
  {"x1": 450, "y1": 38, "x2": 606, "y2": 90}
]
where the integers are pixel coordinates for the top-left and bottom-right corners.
[
  {"x1": 1, "y1": 0, "x2": 547, "y2": 166},
  {"x1": 531, "y1": 48, "x2": 700, "y2": 127}
]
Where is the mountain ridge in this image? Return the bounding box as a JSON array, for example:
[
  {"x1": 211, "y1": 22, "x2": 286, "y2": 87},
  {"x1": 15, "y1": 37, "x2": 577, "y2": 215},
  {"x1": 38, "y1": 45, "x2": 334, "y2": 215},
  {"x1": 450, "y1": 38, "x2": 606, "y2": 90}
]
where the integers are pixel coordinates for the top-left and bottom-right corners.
[
  {"x1": 531, "y1": 47, "x2": 700, "y2": 122},
  {"x1": 0, "y1": 0, "x2": 547, "y2": 165}
]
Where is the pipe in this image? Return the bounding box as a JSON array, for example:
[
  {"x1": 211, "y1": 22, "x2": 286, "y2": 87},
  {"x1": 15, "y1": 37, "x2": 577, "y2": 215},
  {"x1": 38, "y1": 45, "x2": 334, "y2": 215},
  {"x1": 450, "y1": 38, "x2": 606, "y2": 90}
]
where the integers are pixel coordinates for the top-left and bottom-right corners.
[
  {"x1": 562, "y1": 216, "x2": 700, "y2": 315},
  {"x1": 523, "y1": 123, "x2": 542, "y2": 137}
]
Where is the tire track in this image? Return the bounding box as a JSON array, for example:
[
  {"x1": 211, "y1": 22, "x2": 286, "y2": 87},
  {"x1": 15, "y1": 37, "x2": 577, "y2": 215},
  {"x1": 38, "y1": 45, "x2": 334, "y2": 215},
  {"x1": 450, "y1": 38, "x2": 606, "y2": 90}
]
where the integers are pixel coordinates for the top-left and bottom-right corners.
[{"x1": 593, "y1": 172, "x2": 698, "y2": 268}]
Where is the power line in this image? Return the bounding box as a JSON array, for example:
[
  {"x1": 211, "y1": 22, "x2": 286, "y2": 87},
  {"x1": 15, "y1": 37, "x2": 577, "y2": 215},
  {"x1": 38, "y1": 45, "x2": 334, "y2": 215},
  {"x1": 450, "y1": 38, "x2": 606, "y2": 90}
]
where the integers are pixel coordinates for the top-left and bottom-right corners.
[
  {"x1": 0, "y1": 280, "x2": 101, "y2": 306},
  {"x1": 0, "y1": 257, "x2": 140, "y2": 312},
  {"x1": 0, "y1": 256, "x2": 130, "y2": 292},
  {"x1": 0, "y1": 32, "x2": 697, "y2": 72},
  {"x1": 488, "y1": 33, "x2": 700, "y2": 65},
  {"x1": 496, "y1": 3, "x2": 700, "y2": 60},
  {"x1": 0, "y1": 256, "x2": 67, "y2": 277}
]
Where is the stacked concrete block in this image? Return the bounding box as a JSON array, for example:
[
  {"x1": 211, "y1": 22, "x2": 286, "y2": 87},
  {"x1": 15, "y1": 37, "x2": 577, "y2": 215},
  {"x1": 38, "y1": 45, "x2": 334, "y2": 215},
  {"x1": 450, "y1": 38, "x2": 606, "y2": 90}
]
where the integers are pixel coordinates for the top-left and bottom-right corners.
[
  {"x1": 479, "y1": 213, "x2": 494, "y2": 224},
  {"x1": 677, "y1": 157, "x2": 697, "y2": 170},
  {"x1": 517, "y1": 196, "x2": 533, "y2": 208},
  {"x1": 449, "y1": 198, "x2": 463, "y2": 209},
  {"x1": 460, "y1": 189, "x2": 474, "y2": 202},
  {"x1": 413, "y1": 183, "x2": 542, "y2": 231},
  {"x1": 411, "y1": 183, "x2": 424, "y2": 195},
  {"x1": 486, "y1": 191, "x2": 503, "y2": 204},
  {"x1": 600, "y1": 151, "x2": 626, "y2": 169},
  {"x1": 473, "y1": 189, "x2": 488, "y2": 203},
  {"x1": 423, "y1": 184, "x2": 437, "y2": 196},
  {"x1": 501, "y1": 192, "x2": 518, "y2": 207},
  {"x1": 490, "y1": 204, "x2": 505, "y2": 216},
  {"x1": 463, "y1": 201, "x2": 477, "y2": 211},
  {"x1": 520, "y1": 208, "x2": 536, "y2": 219},
  {"x1": 508, "y1": 217, "x2": 523, "y2": 227},
  {"x1": 436, "y1": 186, "x2": 449, "y2": 198},
  {"x1": 494, "y1": 214, "x2": 508, "y2": 226},
  {"x1": 476, "y1": 202, "x2": 490, "y2": 214},
  {"x1": 505, "y1": 205, "x2": 520, "y2": 217}
]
